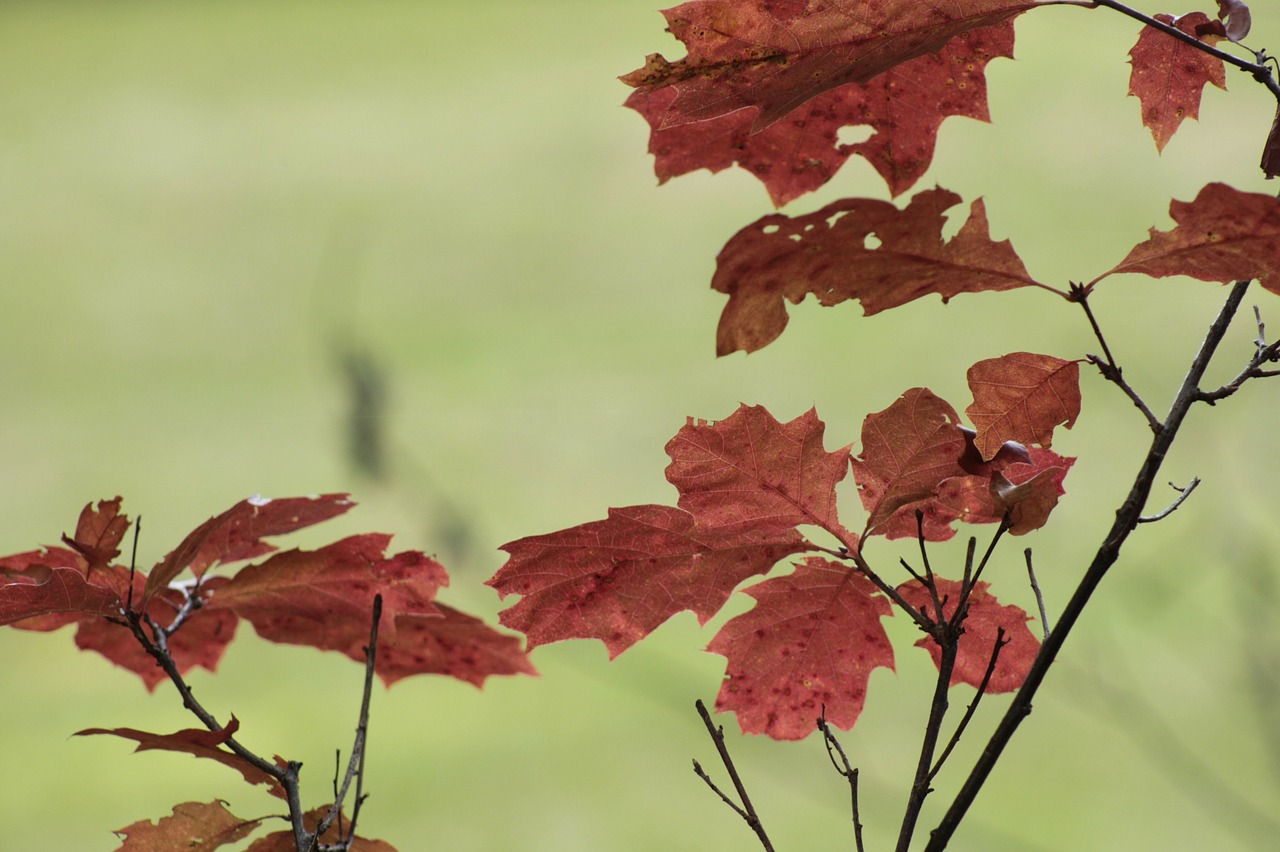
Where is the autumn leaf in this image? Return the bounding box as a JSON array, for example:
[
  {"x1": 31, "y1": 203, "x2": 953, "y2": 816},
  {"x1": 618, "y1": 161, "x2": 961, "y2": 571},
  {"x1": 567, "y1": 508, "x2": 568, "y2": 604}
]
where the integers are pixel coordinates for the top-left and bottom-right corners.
[
  {"x1": 1092, "y1": 182, "x2": 1280, "y2": 292},
  {"x1": 621, "y1": 0, "x2": 1042, "y2": 133},
  {"x1": 206, "y1": 534, "x2": 446, "y2": 654},
  {"x1": 1262, "y1": 107, "x2": 1280, "y2": 179},
  {"x1": 491, "y1": 504, "x2": 808, "y2": 657},
  {"x1": 114, "y1": 800, "x2": 262, "y2": 851},
  {"x1": 1215, "y1": 0, "x2": 1251, "y2": 43},
  {"x1": 1128, "y1": 13, "x2": 1227, "y2": 152},
  {"x1": 850, "y1": 389, "x2": 968, "y2": 539},
  {"x1": 354, "y1": 604, "x2": 537, "y2": 687},
  {"x1": 243, "y1": 806, "x2": 397, "y2": 852},
  {"x1": 708, "y1": 557, "x2": 894, "y2": 739},
  {"x1": 627, "y1": 25, "x2": 1016, "y2": 205},
  {"x1": 77, "y1": 717, "x2": 285, "y2": 798},
  {"x1": 937, "y1": 446, "x2": 1074, "y2": 535},
  {"x1": 0, "y1": 558, "x2": 122, "y2": 627},
  {"x1": 665, "y1": 405, "x2": 853, "y2": 539},
  {"x1": 146, "y1": 493, "x2": 354, "y2": 600},
  {"x1": 713, "y1": 188, "x2": 1044, "y2": 355},
  {"x1": 897, "y1": 577, "x2": 1039, "y2": 692},
  {"x1": 74, "y1": 577, "x2": 239, "y2": 692},
  {"x1": 965, "y1": 352, "x2": 1081, "y2": 460},
  {"x1": 60, "y1": 497, "x2": 130, "y2": 579}
]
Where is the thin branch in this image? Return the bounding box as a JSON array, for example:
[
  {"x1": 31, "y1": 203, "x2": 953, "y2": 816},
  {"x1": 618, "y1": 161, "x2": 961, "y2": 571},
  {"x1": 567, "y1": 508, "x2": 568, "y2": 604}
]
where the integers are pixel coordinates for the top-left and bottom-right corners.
[
  {"x1": 1196, "y1": 338, "x2": 1280, "y2": 403},
  {"x1": 1091, "y1": 0, "x2": 1280, "y2": 102},
  {"x1": 928, "y1": 629, "x2": 1008, "y2": 783},
  {"x1": 924, "y1": 280, "x2": 1254, "y2": 852},
  {"x1": 1137, "y1": 478, "x2": 1201, "y2": 523},
  {"x1": 693, "y1": 700, "x2": 775, "y2": 852},
  {"x1": 818, "y1": 709, "x2": 866, "y2": 852},
  {"x1": 1072, "y1": 283, "x2": 1161, "y2": 432},
  {"x1": 896, "y1": 633, "x2": 958, "y2": 852},
  {"x1": 314, "y1": 594, "x2": 383, "y2": 849},
  {"x1": 1023, "y1": 549, "x2": 1051, "y2": 639}
]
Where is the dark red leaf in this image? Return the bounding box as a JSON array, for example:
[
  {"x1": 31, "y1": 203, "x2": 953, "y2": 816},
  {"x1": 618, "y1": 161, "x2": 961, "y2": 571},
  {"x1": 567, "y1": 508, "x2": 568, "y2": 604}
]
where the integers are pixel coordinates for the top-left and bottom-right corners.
[
  {"x1": 708, "y1": 557, "x2": 894, "y2": 739},
  {"x1": 75, "y1": 578, "x2": 239, "y2": 692},
  {"x1": 850, "y1": 389, "x2": 968, "y2": 539},
  {"x1": 114, "y1": 800, "x2": 262, "y2": 851},
  {"x1": 76, "y1": 717, "x2": 285, "y2": 798},
  {"x1": 244, "y1": 806, "x2": 397, "y2": 852},
  {"x1": 1216, "y1": 0, "x2": 1251, "y2": 42},
  {"x1": 1093, "y1": 182, "x2": 1280, "y2": 293},
  {"x1": 1, "y1": 547, "x2": 105, "y2": 631},
  {"x1": 965, "y1": 353, "x2": 1080, "y2": 460},
  {"x1": 990, "y1": 449, "x2": 1075, "y2": 535},
  {"x1": 145, "y1": 493, "x2": 354, "y2": 600},
  {"x1": 353, "y1": 605, "x2": 537, "y2": 688},
  {"x1": 627, "y1": 25, "x2": 1016, "y2": 205},
  {"x1": 60, "y1": 497, "x2": 129, "y2": 578},
  {"x1": 713, "y1": 188, "x2": 1042, "y2": 355},
  {"x1": 1127, "y1": 13, "x2": 1227, "y2": 152},
  {"x1": 206, "y1": 534, "x2": 445, "y2": 656},
  {"x1": 665, "y1": 404, "x2": 853, "y2": 541},
  {"x1": 620, "y1": 0, "x2": 1041, "y2": 133},
  {"x1": 897, "y1": 577, "x2": 1039, "y2": 692},
  {"x1": 0, "y1": 560, "x2": 122, "y2": 627},
  {"x1": 491, "y1": 504, "x2": 808, "y2": 657},
  {"x1": 1260, "y1": 106, "x2": 1279, "y2": 179}
]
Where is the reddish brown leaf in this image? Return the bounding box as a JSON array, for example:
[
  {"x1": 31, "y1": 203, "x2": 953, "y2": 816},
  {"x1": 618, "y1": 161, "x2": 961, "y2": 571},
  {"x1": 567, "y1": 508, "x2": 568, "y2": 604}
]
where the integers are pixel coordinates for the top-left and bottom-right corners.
[
  {"x1": 244, "y1": 806, "x2": 397, "y2": 852},
  {"x1": 965, "y1": 353, "x2": 1080, "y2": 460},
  {"x1": 620, "y1": 0, "x2": 1041, "y2": 133},
  {"x1": 0, "y1": 560, "x2": 122, "y2": 627},
  {"x1": 708, "y1": 557, "x2": 894, "y2": 739},
  {"x1": 850, "y1": 389, "x2": 968, "y2": 538},
  {"x1": 1260, "y1": 106, "x2": 1279, "y2": 180},
  {"x1": 77, "y1": 717, "x2": 285, "y2": 798},
  {"x1": 1216, "y1": 0, "x2": 1251, "y2": 42},
  {"x1": 352, "y1": 605, "x2": 536, "y2": 687},
  {"x1": 1093, "y1": 182, "x2": 1280, "y2": 292},
  {"x1": 665, "y1": 405, "x2": 853, "y2": 540},
  {"x1": 114, "y1": 800, "x2": 262, "y2": 851},
  {"x1": 491, "y1": 505, "x2": 807, "y2": 657},
  {"x1": 60, "y1": 497, "x2": 130, "y2": 578},
  {"x1": 75, "y1": 579, "x2": 239, "y2": 691},
  {"x1": 713, "y1": 188, "x2": 1042, "y2": 355},
  {"x1": 897, "y1": 577, "x2": 1039, "y2": 692},
  {"x1": 206, "y1": 534, "x2": 445, "y2": 655},
  {"x1": 936, "y1": 446, "x2": 1072, "y2": 531},
  {"x1": 145, "y1": 493, "x2": 354, "y2": 600},
  {"x1": 1, "y1": 547, "x2": 107, "y2": 630},
  {"x1": 1127, "y1": 13, "x2": 1227, "y2": 152},
  {"x1": 627, "y1": 25, "x2": 1016, "y2": 205}
]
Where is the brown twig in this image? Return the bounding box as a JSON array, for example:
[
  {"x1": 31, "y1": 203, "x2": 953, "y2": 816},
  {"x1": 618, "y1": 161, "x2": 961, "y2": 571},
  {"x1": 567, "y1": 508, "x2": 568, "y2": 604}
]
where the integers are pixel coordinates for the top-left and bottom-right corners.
[
  {"x1": 1023, "y1": 549, "x2": 1050, "y2": 639},
  {"x1": 818, "y1": 709, "x2": 866, "y2": 852},
  {"x1": 692, "y1": 699, "x2": 775, "y2": 852},
  {"x1": 928, "y1": 628, "x2": 1008, "y2": 783}
]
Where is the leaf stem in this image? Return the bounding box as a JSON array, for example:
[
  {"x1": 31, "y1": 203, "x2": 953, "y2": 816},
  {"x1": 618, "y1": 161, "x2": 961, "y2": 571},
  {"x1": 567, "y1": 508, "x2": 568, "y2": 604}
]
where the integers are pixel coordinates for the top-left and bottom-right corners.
[{"x1": 923, "y1": 279, "x2": 1253, "y2": 851}]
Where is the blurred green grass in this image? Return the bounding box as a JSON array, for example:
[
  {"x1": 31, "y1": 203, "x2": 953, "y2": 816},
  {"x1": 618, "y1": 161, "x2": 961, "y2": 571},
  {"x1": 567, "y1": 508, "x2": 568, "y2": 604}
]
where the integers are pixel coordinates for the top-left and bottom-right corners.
[{"x1": 1, "y1": 1, "x2": 1278, "y2": 849}]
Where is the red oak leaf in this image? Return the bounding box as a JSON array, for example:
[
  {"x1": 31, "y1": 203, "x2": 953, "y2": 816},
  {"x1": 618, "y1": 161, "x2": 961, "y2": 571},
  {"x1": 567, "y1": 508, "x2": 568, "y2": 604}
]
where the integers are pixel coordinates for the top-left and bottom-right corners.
[
  {"x1": 0, "y1": 560, "x2": 122, "y2": 627},
  {"x1": 897, "y1": 577, "x2": 1039, "y2": 692},
  {"x1": 491, "y1": 504, "x2": 807, "y2": 657},
  {"x1": 74, "y1": 577, "x2": 239, "y2": 691},
  {"x1": 965, "y1": 353, "x2": 1081, "y2": 460},
  {"x1": 244, "y1": 806, "x2": 397, "y2": 852},
  {"x1": 76, "y1": 717, "x2": 285, "y2": 798},
  {"x1": 60, "y1": 497, "x2": 130, "y2": 578},
  {"x1": 620, "y1": 0, "x2": 1042, "y2": 133},
  {"x1": 1092, "y1": 183, "x2": 1280, "y2": 292},
  {"x1": 146, "y1": 493, "x2": 354, "y2": 600},
  {"x1": 114, "y1": 800, "x2": 262, "y2": 851},
  {"x1": 708, "y1": 557, "x2": 894, "y2": 739},
  {"x1": 850, "y1": 389, "x2": 968, "y2": 539},
  {"x1": 713, "y1": 188, "x2": 1042, "y2": 355},
  {"x1": 937, "y1": 446, "x2": 1074, "y2": 535},
  {"x1": 353, "y1": 605, "x2": 537, "y2": 688},
  {"x1": 206, "y1": 534, "x2": 445, "y2": 655},
  {"x1": 1128, "y1": 13, "x2": 1227, "y2": 152},
  {"x1": 627, "y1": 25, "x2": 1016, "y2": 205},
  {"x1": 665, "y1": 405, "x2": 852, "y2": 539}
]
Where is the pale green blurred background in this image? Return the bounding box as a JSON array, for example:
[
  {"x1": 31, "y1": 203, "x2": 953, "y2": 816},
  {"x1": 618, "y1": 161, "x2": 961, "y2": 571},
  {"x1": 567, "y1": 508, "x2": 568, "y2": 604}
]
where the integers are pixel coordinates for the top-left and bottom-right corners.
[{"x1": 2, "y1": 2, "x2": 1278, "y2": 850}]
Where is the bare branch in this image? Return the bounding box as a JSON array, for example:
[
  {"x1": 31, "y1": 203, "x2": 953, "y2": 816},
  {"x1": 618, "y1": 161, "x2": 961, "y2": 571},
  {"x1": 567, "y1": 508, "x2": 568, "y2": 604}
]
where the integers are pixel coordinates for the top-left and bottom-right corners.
[
  {"x1": 693, "y1": 700, "x2": 775, "y2": 852},
  {"x1": 928, "y1": 628, "x2": 1008, "y2": 782},
  {"x1": 1023, "y1": 549, "x2": 1051, "y2": 640},
  {"x1": 818, "y1": 709, "x2": 866, "y2": 852},
  {"x1": 1138, "y1": 478, "x2": 1201, "y2": 524}
]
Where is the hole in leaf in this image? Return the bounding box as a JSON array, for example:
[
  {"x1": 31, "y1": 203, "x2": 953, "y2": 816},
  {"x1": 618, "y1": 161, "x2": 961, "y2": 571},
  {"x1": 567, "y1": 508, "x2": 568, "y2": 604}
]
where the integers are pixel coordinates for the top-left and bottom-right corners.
[
  {"x1": 762, "y1": 224, "x2": 780, "y2": 235},
  {"x1": 836, "y1": 125, "x2": 873, "y2": 146},
  {"x1": 864, "y1": 233, "x2": 882, "y2": 250}
]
